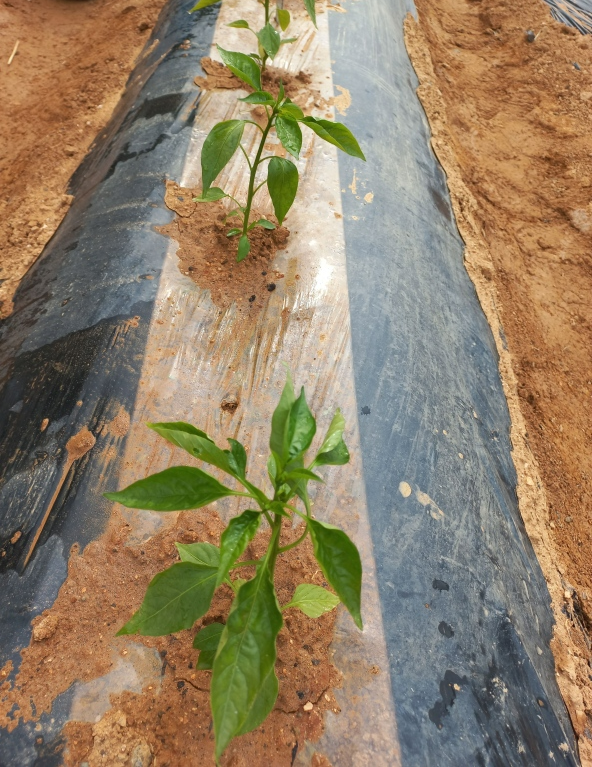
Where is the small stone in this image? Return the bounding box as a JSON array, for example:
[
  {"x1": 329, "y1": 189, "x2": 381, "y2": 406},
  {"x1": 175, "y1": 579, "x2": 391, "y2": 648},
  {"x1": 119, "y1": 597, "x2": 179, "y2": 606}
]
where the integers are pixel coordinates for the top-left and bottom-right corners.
[
  {"x1": 525, "y1": 476, "x2": 534, "y2": 486},
  {"x1": 525, "y1": 29, "x2": 536, "y2": 42},
  {"x1": 303, "y1": 701, "x2": 313, "y2": 711},
  {"x1": 33, "y1": 614, "x2": 59, "y2": 641},
  {"x1": 267, "y1": 283, "x2": 276, "y2": 292},
  {"x1": 64, "y1": 146, "x2": 76, "y2": 156},
  {"x1": 565, "y1": 515, "x2": 573, "y2": 523},
  {"x1": 130, "y1": 740, "x2": 152, "y2": 767},
  {"x1": 10, "y1": 530, "x2": 21, "y2": 544}
]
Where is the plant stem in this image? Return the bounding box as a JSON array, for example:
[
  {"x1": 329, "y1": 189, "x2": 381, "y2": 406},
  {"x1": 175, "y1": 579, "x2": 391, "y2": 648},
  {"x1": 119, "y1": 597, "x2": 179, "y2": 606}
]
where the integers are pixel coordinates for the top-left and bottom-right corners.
[
  {"x1": 242, "y1": 108, "x2": 276, "y2": 237},
  {"x1": 277, "y1": 525, "x2": 308, "y2": 553},
  {"x1": 261, "y1": 0, "x2": 271, "y2": 71}
]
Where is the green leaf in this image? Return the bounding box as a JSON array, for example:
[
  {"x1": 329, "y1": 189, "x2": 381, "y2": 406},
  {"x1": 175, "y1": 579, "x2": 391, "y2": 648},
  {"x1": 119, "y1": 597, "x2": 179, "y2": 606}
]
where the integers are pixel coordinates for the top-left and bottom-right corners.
[
  {"x1": 148, "y1": 422, "x2": 236, "y2": 476},
  {"x1": 284, "y1": 583, "x2": 340, "y2": 617},
  {"x1": 237, "y1": 668, "x2": 278, "y2": 735},
  {"x1": 217, "y1": 45, "x2": 262, "y2": 91},
  {"x1": 201, "y1": 119, "x2": 245, "y2": 192},
  {"x1": 270, "y1": 371, "x2": 296, "y2": 465},
  {"x1": 303, "y1": 0, "x2": 317, "y2": 26},
  {"x1": 176, "y1": 541, "x2": 220, "y2": 568},
  {"x1": 308, "y1": 518, "x2": 362, "y2": 629},
  {"x1": 300, "y1": 117, "x2": 365, "y2": 160},
  {"x1": 257, "y1": 23, "x2": 281, "y2": 59},
  {"x1": 267, "y1": 157, "x2": 298, "y2": 225},
  {"x1": 277, "y1": 7, "x2": 290, "y2": 30},
  {"x1": 237, "y1": 235, "x2": 251, "y2": 262},
  {"x1": 280, "y1": 36, "x2": 298, "y2": 46},
  {"x1": 239, "y1": 90, "x2": 275, "y2": 105},
  {"x1": 286, "y1": 386, "x2": 316, "y2": 459},
  {"x1": 194, "y1": 187, "x2": 228, "y2": 202},
  {"x1": 194, "y1": 622, "x2": 225, "y2": 669},
  {"x1": 118, "y1": 562, "x2": 217, "y2": 636},
  {"x1": 267, "y1": 453, "x2": 278, "y2": 485},
  {"x1": 217, "y1": 510, "x2": 261, "y2": 587},
  {"x1": 314, "y1": 439, "x2": 349, "y2": 466},
  {"x1": 278, "y1": 101, "x2": 304, "y2": 121},
  {"x1": 226, "y1": 438, "x2": 247, "y2": 478},
  {"x1": 317, "y1": 409, "x2": 345, "y2": 454},
  {"x1": 190, "y1": 0, "x2": 221, "y2": 10},
  {"x1": 314, "y1": 408, "x2": 350, "y2": 466},
  {"x1": 104, "y1": 466, "x2": 236, "y2": 511},
  {"x1": 212, "y1": 569, "x2": 282, "y2": 759},
  {"x1": 248, "y1": 218, "x2": 276, "y2": 231},
  {"x1": 227, "y1": 228, "x2": 241, "y2": 237},
  {"x1": 284, "y1": 467, "x2": 323, "y2": 483},
  {"x1": 226, "y1": 19, "x2": 250, "y2": 28},
  {"x1": 275, "y1": 117, "x2": 302, "y2": 158}
]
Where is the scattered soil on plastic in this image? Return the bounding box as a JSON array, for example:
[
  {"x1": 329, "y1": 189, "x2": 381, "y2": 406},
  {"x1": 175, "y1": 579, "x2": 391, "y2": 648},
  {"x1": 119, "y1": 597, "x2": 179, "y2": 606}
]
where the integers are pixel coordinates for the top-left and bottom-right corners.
[
  {"x1": 0, "y1": 509, "x2": 340, "y2": 765},
  {"x1": 405, "y1": 0, "x2": 592, "y2": 759},
  {"x1": 161, "y1": 181, "x2": 289, "y2": 310},
  {"x1": 0, "y1": 0, "x2": 168, "y2": 319},
  {"x1": 195, "y1": 56, "x2": 313, "y2": 100}
]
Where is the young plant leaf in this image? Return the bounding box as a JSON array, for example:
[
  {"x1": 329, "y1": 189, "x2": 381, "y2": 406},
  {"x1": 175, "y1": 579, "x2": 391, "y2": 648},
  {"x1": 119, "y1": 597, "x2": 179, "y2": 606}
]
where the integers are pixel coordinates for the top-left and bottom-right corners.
[
  {"x1": 278, "y1": 101, "x2": 304, "y2": 121},
  {"x1": 300, "y1": 117, "x2": 365, "y2": 160},
  {"x1": 227, "y1": 228, "x2": 241, "y2": 237},
  {"x1": 277, "y1": 8, "x2": 290, "y2": 30},
  {"x1": 280, "y1": 36, "x2": 298, "y2": 46},
  {"x1": 148, "y1": 423, "x2": 236, "y2": 477},
  {"x1": 212, "y1": 569, "x2": 282, "y2": 759},
  {"x1": 194, "y1": 187, "x2": 228, "y2": 202},
  {"x1": 308, "y1": 518, "x2": 363, "y2": 629},
  {"x1": 226, "y1": 19, "x2": 250, "y2": 28},
  {"x1": 284, "y1": 583, "x2": 340, "y2": 617},
  {"x1": 226, "y1": 438, "x2": 247, "y2": 478},
  {"x1": 118, "y1": 562, "x2": 218, "y2": 636},
  {"x1": 257, "y1": 23, "x2": 281, "y2": 59},
  {"x1": 217, "y1": 45, "x2": 262, "y2": 91},
  {"x1": 275, "y1": 116, "x2": 302, "y2": 158},
  {"x1": 303, "y1": 0, "x2": 317, "y2": 26},
  {"x1": 237, "y1": 235, "x2": 251, "y2": 262},
  {"x1": 217, "y1": 510, "x2": 261, "y2": 587},
  {"x1": 314, "y1": 439, "x2": 349, "y2": 466},
  {"x1": 267, "y1": 157, "x2": 298, "y2": 226},
  {"x1": 248, "y1": 218, "x2": 276, "y2": 231},
  {"x1": 270, "y1": 371, "x2": 296, "y2": 465},
  {"x1": 176, "y1": 541, "x2": 220, "y2": 568},
  {"x1": 284, "y1": 467, "x2": 323, "y2": 483},
  {"x1": 193, "y1": 622, "x2": 225, "y2": 669},
  {"x1": 104, "y1": 466, "x2": 236, "y2": 511},
  {"x1": 313, "y1": 408, "x2": 350, "y2": 466},
  {"x1": 239, "y1": 90, "x2": 275, "y2": 105},
  {"x1": 286, "y1": 386, "x2": 316, "y2": 460},
  {"x1": 190, "y1": 0, "x2": 221, "y2": 10},
  {"x1": 201, "y1": 119, "x2": 245, "y2": 192}
]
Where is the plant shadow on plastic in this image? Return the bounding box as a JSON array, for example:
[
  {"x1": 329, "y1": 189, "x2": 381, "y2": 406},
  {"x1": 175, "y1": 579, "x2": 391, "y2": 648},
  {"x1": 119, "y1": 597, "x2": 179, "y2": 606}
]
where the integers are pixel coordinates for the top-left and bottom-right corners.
[{"x1": 105, "y1": 370, "x2": 362, "y2": 763}]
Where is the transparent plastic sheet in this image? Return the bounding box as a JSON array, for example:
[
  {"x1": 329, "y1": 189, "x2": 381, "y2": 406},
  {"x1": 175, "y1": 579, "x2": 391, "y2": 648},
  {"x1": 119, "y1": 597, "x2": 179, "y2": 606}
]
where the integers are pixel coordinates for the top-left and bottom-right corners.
[{"x1": 0, "y1": 1, "x2": 581, "y2": 766}]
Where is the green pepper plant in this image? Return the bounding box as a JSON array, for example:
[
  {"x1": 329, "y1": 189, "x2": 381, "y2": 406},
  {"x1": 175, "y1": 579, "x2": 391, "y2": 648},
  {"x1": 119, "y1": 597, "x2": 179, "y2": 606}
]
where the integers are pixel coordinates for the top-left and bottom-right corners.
[
  {"x1": 105, "y1": 370, "x2": 362, "y2": 763},
  {"x1": 194, "y1": 46, "x2": 365, "y2": 261},
  {"x1": 191, "y1": 0, "x2": 317, "y2": 71}
]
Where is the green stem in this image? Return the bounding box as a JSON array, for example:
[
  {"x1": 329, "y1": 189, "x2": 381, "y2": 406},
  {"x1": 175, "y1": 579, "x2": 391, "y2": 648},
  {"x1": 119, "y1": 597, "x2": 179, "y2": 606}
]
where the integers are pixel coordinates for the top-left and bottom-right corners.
[
  {"x1": 261, "y1": 0, "x2": 270, "y2": 71},
  {"x1": 242, "y1": 107, "x2": 276, "y2": 237},
  {"x1": 277, "y1": 525, "x2": 308, "y2": 553}
]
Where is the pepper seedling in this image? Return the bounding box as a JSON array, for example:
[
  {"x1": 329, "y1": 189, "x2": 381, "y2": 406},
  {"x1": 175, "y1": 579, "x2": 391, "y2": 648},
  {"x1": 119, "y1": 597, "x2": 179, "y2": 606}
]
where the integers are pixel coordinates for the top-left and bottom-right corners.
[
  {"x1": 191, "y1": 0, "x2": 316, "y2": 71},
  {"x1": 105, "y1": 370, "x2": 362, "y2": 762},
  {"x1": 194, "y1": 45, "x2": 365, "y2": 261}
]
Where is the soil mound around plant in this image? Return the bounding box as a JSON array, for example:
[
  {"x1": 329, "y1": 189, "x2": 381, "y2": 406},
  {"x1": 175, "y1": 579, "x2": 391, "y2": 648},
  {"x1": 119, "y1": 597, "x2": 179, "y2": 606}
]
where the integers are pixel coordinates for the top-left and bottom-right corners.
[
  {"x1": 161, "y1": 181, "x2": 289, "y2": 311},
  {"x1": 0, "y1": 509, "x2": 340, "y2": 766}
]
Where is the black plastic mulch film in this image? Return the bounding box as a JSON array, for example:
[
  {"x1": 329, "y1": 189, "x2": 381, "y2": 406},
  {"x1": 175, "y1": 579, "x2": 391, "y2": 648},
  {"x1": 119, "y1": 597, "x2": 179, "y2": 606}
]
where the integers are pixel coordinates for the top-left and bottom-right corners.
[{"x1": 0, "y1": 0, "x2": 586, "y2": 764}]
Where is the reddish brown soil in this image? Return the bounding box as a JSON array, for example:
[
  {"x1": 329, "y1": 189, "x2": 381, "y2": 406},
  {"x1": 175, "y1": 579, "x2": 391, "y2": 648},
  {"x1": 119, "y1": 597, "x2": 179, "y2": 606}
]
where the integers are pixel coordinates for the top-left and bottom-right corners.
[
  {"x1": 406, "y1": 0, "x2": 592, "y2": 758},
  {"x1": 161, "y1": 181, "x2": 290, "y2": 310},
  {"x1": 195, "y1": 56, "x2": 313, "y2": 97},
  {"x1": 0, "y1": 510, "x2": 340, "y2": 765},
  {"x1": 0, "y1": 0, "x2": 168, "y2": 318}
]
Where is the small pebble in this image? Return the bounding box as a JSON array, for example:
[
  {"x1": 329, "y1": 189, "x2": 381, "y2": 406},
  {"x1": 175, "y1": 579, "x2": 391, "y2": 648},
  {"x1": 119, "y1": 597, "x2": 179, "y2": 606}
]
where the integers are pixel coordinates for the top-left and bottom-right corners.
[
  {"x1": 303, "y1": 701, "x2": 313, "y2": 711},
  {"x1": 267, "y1": 283, "x2": 276, "y2": 292},
  {"x1": 525, "y1": 29, "x2": 536, "y2": 42},
  {"x1": 248, "y1": 295, "x2": 256, "y2": 303},
  {"x1": 573, "y1": 62, "x2": 581, "y2": 71}
]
